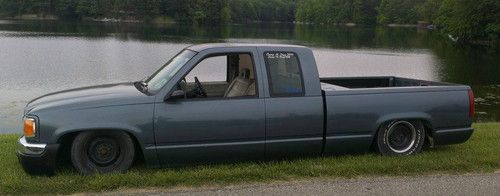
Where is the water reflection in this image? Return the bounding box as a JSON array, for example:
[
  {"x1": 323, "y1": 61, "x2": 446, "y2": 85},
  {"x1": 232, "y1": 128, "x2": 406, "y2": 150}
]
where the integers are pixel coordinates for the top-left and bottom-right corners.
[
  {"x1": 0, "y1": 20, "x2": 498, "y2": 133},
  {"x1": 314, "y1": 48, "x2": 439, "y2": 81}
]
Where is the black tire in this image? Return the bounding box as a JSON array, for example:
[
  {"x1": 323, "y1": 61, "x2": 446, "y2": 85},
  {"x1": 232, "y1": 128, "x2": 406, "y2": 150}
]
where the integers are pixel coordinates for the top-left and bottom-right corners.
[
  {"x1": 376, "y1": 120, "x2": 426, "y2": 156},
  {"x1": 71, "y1": 131, "x2": 135, "y2": 175}
]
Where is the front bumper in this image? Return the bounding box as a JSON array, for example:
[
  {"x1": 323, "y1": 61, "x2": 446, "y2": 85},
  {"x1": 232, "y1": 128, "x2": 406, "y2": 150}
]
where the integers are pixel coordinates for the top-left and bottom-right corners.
[{"x1": 16, "y1": 136, "x2": 59, "y2": 175}]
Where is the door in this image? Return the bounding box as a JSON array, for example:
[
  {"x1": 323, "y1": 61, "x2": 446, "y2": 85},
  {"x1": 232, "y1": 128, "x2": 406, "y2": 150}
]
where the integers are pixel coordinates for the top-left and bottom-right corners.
[
  {"x1": 261, "y1": 51, "x2": 324, "y2": 157},
  {"x1": 153, "y1": 52, "x2": 265, "y2": 165},
  {"x1": 154, "y1": 99, "x2": 265, "y2": 164}
]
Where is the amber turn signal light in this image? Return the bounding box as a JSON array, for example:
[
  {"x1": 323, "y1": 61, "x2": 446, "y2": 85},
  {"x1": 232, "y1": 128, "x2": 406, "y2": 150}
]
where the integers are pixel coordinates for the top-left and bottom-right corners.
[{"x1": 24, "y1": 118, "x2": 36, "y2": 137}]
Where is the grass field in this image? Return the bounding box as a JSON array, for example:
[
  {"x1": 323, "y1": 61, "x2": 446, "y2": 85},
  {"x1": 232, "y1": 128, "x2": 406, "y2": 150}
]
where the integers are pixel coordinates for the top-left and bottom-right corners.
[{"x1": 0, "y1": 123, "x2": 499, "y2": 194}]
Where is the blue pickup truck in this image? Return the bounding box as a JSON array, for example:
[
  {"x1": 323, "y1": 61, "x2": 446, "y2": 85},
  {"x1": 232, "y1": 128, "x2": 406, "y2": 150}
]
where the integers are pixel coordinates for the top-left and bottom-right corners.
[{"x1": 17, "y1": 44, "x2": 475, "y2": 175}]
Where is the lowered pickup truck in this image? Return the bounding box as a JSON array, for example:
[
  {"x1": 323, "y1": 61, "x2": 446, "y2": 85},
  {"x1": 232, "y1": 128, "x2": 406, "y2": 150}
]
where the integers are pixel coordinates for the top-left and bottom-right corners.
[{"x1": 17, "y1": 44, "x2": 475, "y2": 175}]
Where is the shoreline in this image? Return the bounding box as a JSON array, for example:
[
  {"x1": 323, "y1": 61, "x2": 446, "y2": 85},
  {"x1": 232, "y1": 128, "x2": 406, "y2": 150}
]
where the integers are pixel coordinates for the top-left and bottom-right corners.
[
  {"x1": 0, "y1": 18, "x2": 497, "y2": 47},
  {"x1": 2, "y1": 17, "x2": 419, "y2": 27}
]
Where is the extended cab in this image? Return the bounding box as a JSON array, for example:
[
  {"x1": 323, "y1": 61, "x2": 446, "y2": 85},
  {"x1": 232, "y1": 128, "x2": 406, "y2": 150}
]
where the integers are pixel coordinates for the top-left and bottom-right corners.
[{"x1": 17, "y1": 44, "x2": 475, "y2": 175}]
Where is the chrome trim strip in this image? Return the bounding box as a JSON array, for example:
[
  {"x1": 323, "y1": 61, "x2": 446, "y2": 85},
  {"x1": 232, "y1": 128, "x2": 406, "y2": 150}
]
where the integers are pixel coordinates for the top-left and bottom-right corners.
[
  {"x1": 434, "y1": 127, "x2": 473, "y2": 134},
  {"x1": 155, "y1": 140, "x2": 263, "y2": 149},
  {"x1": 266, "y1": 137, "x2": 323, "y2": 143},
  {"x1": 17, "y1": 136, "x2": 46, "y2": 155},
  {"x1": 155, "y1": 137, "x2": 323, "y2": 150},
  {"x1": 325, "y1": 134, "x2": 372, "y2": 140}
]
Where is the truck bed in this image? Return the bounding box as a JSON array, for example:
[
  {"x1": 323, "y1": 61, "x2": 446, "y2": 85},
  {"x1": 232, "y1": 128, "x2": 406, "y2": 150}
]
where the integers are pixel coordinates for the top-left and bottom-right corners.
[
  {"x1": 318, "y1": 76, "x2": 472, "y2": 154},
  {"x1": 320, "y1": 76, "x2": 453, "y2": 90}
]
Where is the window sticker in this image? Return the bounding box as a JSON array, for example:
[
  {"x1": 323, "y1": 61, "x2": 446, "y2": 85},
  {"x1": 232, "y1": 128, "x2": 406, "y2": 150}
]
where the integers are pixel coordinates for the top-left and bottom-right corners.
[{"x1": 265, "y1": 52, "x2": 294, "y2": 59}]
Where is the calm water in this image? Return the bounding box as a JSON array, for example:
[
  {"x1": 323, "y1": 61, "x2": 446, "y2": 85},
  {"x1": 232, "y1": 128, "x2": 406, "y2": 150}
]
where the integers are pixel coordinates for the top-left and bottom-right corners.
[{"x1": 1, "y1": 20, "x2": 499, "y2": 133}]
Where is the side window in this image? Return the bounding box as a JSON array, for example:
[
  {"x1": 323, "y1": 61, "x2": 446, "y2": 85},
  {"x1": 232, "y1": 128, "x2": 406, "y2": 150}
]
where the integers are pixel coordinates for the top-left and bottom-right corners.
[
  {"x1": 264, "y1": 52, "x2": 304, "y2": 96},
  {"x1": 185, "y1": 56, "x2": 227, "y2": 82},
  {"x1": 175, "y1": 53, "x2": 257, "y2": 100}
]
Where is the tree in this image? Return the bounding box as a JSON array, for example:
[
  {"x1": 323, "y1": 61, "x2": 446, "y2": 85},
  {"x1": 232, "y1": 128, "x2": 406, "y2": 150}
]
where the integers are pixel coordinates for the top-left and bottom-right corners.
[
  {"x1": 76, "y1": 0, "x2": 98, "y2": 17},
  {"x1": 352, "y1": 0, "x2": 379, "y2": 25},
  {"x1": 377, "y1": 0, "x2": 424, "y2": 24},
  {"x1": 0, "y1": 0, "x2": 21, "y2": 16},
  {"x1": 229, "y1": 0, "x2": 257, "y2": 23},
  {"x1": 416, "y1": 0, "x2": 442, "y2": 22},
  {"x1": 55, "y1": 0, "x2": 79, "y2": 19},
  {"x1": 135, "y1": 0, "x2": 160, "y2": 21},
  {"x1": 220, "y1": 5, "x2": 231, "y2": 24},
  {"x1": 0, "y1": 0, "x2": 497, "y2": 45},
  {"x1": 434, "y1": 0, "x2": 500, "y2": 42}
]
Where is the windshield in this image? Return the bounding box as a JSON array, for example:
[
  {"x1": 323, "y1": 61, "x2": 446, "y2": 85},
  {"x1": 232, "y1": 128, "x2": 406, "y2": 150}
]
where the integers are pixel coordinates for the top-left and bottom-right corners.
[{"x1": 145, "y1": 50, "x2": 196, "y2": 93}]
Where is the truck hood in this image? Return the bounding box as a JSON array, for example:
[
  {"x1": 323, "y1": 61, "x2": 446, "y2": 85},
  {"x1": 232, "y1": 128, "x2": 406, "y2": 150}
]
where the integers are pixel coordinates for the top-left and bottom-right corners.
[{"x1": 25, "y1": 82, "x2": 155, "y2": 114}]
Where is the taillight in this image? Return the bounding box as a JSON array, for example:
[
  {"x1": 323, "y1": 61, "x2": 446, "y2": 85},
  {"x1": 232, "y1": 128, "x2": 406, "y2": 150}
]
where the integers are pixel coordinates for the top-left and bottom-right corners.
[{"x1": 468, "y1": 89, "x2": 475, "y2": 118}]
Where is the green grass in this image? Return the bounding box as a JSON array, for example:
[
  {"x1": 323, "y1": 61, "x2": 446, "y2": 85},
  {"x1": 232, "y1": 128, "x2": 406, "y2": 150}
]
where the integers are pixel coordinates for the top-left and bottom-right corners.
[{"x1": 1, "y1": 123, "x2": 499, "y2": 194}]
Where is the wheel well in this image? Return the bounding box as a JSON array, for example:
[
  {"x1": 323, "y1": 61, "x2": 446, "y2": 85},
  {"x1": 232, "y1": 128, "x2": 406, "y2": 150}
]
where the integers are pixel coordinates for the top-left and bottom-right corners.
[
  {"x1": 371, "y1": 118, "x2": 434, "y2": 150},
  {"x1": 56, "y1": 130, "x2": 144, "y2": 164}
]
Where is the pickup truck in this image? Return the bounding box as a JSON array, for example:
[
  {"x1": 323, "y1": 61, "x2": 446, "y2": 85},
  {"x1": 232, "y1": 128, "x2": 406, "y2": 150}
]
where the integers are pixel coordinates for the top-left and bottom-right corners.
[{"x1": 17, "y1": 43, "x2": 475, "y2": 175}]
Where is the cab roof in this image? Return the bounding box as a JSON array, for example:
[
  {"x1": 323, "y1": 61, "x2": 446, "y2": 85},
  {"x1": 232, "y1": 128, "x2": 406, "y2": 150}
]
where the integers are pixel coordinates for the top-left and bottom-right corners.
[{"x1": 186, "y1": 43, "x2": 306, "y2": 52}]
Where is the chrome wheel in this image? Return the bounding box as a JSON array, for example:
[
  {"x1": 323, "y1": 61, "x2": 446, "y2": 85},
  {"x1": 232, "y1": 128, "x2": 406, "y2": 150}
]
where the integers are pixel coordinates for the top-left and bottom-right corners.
[{"x1": 385, "y1": 121, "x2": 416, "y2": 153}]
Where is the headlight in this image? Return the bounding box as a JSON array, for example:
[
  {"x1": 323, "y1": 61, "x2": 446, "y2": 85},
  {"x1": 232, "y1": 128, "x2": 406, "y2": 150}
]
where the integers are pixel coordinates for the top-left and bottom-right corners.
[{"x1": 23, "y1": 117, "x2": 36, "y2": 138}]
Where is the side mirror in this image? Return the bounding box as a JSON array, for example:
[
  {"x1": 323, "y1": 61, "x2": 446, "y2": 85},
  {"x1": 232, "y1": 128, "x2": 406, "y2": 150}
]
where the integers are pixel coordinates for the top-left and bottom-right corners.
[{"x1": 167, "y1": 90, "x2": 185, "y2": 101}]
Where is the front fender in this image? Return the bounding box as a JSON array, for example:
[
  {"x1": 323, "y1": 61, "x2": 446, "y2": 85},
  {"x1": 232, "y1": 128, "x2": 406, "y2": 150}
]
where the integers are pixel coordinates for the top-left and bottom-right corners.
[
  {"x1": 35, "y1": 103, "x2": 156, "y2": 146},
  {"x1": 52, "y1": 123, "x2": 145, "y2": 146}
]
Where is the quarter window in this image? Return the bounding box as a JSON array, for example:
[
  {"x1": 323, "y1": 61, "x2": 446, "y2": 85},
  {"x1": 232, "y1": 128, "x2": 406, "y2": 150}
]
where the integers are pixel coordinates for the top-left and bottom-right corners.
[{"x1": 264, "y1": 52, "x2": 304, "y2": 96}]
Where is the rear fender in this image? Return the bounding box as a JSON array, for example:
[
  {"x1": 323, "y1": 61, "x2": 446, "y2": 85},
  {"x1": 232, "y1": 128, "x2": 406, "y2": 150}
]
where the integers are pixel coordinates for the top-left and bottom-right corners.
[{"x1": 375, "y1": 112, "x2": 432, "y2": 134}]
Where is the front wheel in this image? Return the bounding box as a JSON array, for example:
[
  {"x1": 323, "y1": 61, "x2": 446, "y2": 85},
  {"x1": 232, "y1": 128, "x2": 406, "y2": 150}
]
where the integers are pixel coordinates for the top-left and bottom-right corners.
[
  {"x1": 71, "y1": 131, "x2": 135, "y2": 175},
  {"x1": 376, "y1": 120, "x2": 426, "y2": 156}
]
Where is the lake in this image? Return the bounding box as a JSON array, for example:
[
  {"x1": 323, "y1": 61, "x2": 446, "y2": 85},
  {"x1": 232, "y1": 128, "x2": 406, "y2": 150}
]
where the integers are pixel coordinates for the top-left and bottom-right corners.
[{"x1": 0, "y1": 20, "x2": 499, "y2": 134}]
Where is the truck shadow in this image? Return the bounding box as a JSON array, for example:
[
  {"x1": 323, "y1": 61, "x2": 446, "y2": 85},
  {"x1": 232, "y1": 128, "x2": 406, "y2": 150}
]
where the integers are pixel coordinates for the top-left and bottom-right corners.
[
  {"x1": 53, "y1": 146, "x2": 455, "y2": 174},
  {"x1": 54, "y1": 150, "x2": 377, "y2": 174}
]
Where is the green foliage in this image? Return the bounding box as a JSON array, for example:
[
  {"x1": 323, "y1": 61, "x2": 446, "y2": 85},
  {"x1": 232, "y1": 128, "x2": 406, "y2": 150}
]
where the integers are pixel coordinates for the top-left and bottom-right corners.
[
  {"x1": 352, "y1": 0, "x2": 379, "y2": 25},
  {"x1": 228, "y1": 0, "x2": 257, "y2": 23},
  {"x1": 220, "y1": 6, "x2": 231, "y2": 24},
  {"x1": 376, "y1": 0, "x2": 424, "y2": 24},
  {"x1": 0, "y1": 0, "x2": 498, "y2": 44},
  {"x1": 434, "y1": 0, "x2": 500, "y2": 42},
  {"x1": 136, "y1": 0, "x2": 161, "y2": 21},
  {"x1": 227, "y1": 0, "x2": 295, "y2": 23},
  {"x1": 76, "y1": 0, "x2": 98, "y2": 18},
  {"x1": 0, "y1": 0, "x2": 20, "y2": 16},
  {"x1": 56, "y1": 0, "x2": 79, "y2": 19},
  {"x1": 416, "y1": 0, "x2": 443, "y2": 22},
  {"x1": 295, "y1": 0, "x2": 378, "y2": 25}
]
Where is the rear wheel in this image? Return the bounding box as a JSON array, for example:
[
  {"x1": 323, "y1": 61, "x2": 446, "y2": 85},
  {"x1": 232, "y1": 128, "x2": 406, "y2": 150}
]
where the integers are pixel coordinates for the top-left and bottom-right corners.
[
  {"x1": 376, "y1": 120, "x2": 425, "y2": 156},
  {"x1": 71, "y1": 131, "x2": 135, "y2": 175}
]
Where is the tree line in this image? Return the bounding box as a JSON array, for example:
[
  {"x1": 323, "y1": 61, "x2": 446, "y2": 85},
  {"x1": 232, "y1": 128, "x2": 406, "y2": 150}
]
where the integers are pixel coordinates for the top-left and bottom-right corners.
[
  {"x1": 0, "y1": 0, "x2": 296, "y2": 24},
  {"x1": 0, "y1": 0, "x2": 498, "y2": 44},
  {"x1": 296, "y1": 0, "x2": 499, "y2": 43}
]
